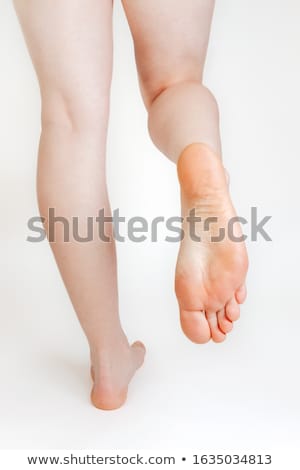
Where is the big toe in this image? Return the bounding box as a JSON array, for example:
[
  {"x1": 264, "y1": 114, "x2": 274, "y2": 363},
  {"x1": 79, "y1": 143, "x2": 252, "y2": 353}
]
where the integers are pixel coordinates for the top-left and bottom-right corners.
[{"x1": 180, "y1": 309, "x2": 211, "y2": 344}]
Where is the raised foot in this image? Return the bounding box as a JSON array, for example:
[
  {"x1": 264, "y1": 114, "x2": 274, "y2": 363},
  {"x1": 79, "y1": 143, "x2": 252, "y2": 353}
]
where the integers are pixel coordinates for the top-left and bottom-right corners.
[
  {"x1": 90, "y1": 341, "x2": 146, "y2": 410},
  {"x1": 175, "y1": 143, "x2": 248, "y2": 344}
]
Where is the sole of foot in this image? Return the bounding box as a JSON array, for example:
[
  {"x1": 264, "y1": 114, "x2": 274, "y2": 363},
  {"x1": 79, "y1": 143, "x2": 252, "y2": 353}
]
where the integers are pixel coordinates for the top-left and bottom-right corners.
[
  {"x1": 175, "y1": 143, "x2": 248, "y2": 344},
  {"x1": 90, "y1": 341, "x2": 146, "y2": 410}
]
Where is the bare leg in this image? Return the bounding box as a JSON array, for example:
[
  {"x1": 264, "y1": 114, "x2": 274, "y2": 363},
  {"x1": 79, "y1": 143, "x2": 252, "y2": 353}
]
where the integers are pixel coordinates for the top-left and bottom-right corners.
[
  {"x1": 14, "y1": 0, "x2": 145, "y2": 410},
  {"x1": 122, "y1": 0, "x2": 248, "y2": 343}
]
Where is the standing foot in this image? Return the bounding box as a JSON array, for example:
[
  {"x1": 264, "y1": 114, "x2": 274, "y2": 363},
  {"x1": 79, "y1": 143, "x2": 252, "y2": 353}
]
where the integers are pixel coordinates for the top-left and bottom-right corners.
[{"x1": 90, "y1": 339, "x2": 146, "y2": 410}]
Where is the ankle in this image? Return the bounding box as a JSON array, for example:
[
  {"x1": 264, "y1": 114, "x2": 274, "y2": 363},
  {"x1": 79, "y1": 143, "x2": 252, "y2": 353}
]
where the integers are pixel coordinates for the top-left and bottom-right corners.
[
  {"x1": 90, "y1": 329, "x2": 128, "y2": 355},
  {"x1": 91, "y1": 332, "x2": 130, "y2": 359}
]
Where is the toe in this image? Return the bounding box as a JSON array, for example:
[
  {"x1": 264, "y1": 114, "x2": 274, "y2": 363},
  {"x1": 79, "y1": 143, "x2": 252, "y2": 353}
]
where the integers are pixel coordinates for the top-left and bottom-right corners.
[
  {"x1": 217, "y1": 308, "x2": 233, "y2": 334},
  {"x1": 225, "y1": 297, "x2": 240, "y2": 322},
  {"x1": 131, "y1": 341, "x2": 146, "y2": 369},
  {"x1": 132, "y1": 340, "x2": 146, "y2": 353},
  {"x1": 235, "y1": 284, "x2": 247, "y2": 304},
  {"x1": 206, "y1": 311, "x2": 226, "y2": 343},
  {"x1": 180, "y1": 309, "x2": 211, "y2": 344}
]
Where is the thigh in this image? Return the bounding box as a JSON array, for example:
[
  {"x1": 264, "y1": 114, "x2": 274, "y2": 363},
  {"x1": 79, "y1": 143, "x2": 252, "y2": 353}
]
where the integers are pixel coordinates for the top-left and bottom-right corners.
[
  {"x1": 122, "y1": 0, "x2": 215, "y2": 106},
  {"x1": 13, "y1": 0, "x2": 113, "y2": 123}
]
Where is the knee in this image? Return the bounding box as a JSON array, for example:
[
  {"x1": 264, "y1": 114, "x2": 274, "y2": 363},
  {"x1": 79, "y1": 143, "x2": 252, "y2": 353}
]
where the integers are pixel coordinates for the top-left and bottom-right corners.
[
  {"x1": 146, "y1": 77, "x2": 219, "y2": 119},
  {"x1": 40, "y1": 87, "x2": 110, "y2": 133},
  {"x1": 140, "y1": 63, "x2": 205, "y2": 109}
]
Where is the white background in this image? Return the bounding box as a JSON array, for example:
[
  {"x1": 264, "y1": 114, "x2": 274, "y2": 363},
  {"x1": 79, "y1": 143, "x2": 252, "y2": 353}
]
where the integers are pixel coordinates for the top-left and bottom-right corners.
[{"x1": 0, "y1": 0, "x2": 300, "y2": 459}]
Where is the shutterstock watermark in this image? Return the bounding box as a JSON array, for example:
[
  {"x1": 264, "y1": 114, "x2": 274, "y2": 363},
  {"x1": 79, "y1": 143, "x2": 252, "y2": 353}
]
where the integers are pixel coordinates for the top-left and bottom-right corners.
[{"x1": 26, "y1": 207, "x2": 272, "y2": 243}]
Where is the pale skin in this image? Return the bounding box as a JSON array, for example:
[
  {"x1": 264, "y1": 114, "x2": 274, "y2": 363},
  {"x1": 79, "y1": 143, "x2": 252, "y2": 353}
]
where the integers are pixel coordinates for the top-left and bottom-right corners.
[{"x1": 14, "y1": 0, "x2": 248, "y2": 410}]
